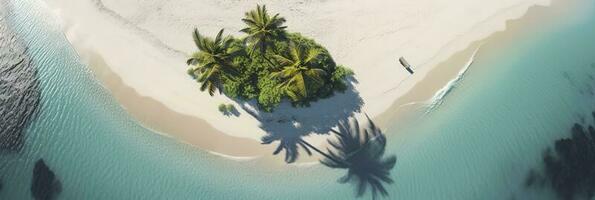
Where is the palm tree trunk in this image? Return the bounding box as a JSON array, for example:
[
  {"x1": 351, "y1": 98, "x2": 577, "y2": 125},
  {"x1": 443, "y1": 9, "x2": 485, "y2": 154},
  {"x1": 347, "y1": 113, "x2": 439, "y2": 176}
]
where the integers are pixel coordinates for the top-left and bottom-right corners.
[
  {"x1": 262, "y1": 44, "x2": 280, "y2": 68},
  {"x1": 249, "y1": 47, "x2": 276, "y2": 68},
  {"x1": 300, "y1": 139, "x2": 343, "y2": 164}
]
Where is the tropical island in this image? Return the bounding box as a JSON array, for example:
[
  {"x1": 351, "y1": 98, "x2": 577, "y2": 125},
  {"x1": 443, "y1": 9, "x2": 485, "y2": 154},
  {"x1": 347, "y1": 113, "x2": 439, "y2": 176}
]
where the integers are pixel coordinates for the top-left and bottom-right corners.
[
  {"x1": 44, "y1": 0, "x2": 549, "y2": 160},
  {"x1": 185, "y1": 6, "x2": 397, "y2": 198},
  {"x1": 187, "y1": 5, "x2": 353, "y2": 112},
  {"x1": 30, "y1": 0, "x2": 570, "y2": 198}
]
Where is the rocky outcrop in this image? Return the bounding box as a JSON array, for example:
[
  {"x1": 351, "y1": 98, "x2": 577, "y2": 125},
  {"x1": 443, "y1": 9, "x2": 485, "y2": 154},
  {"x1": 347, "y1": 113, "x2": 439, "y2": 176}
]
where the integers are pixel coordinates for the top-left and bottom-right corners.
[
  {"x1": 31, "y1": 159, "x2": 61, "y2": 200},
  {"x1": 0, "y1": 5, "x2": 41, "y2": 151}
]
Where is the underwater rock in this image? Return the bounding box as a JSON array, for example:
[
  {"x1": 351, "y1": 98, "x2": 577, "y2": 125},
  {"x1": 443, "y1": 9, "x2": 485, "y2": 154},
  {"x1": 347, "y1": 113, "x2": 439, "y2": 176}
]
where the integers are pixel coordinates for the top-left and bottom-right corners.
[
  {"x1": 0, "y1": 6, "x2": 41, "y2": 151},
  {"x1": 31, "y1": 159, "x2": 61, "y2": 200},
  {"x1": 527, "y1": 117, "x2": 595, "y2": 200}
]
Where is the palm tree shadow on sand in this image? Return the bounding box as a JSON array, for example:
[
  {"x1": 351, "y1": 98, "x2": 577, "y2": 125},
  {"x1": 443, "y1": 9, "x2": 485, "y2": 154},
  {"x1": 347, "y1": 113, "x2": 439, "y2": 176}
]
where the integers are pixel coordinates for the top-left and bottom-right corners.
[
  {"x1": 186, "y1": 4, "x2": 394, "y2": 199},
  {"x1": 248, "y1": 99, "x2": 398, "y2": 199},
  {"x1": 239, "y1": 76, "x2": 363, "y2": 163}
]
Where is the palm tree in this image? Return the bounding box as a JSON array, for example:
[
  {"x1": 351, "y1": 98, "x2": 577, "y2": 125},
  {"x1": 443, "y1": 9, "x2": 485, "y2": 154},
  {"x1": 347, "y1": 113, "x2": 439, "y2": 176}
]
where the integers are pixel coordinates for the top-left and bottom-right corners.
[
  {"x1": 187, "y1": 28, "x2": 240, "y2": 96},
  {"x1": 321, "y1": 115, "x2": 397, "y2": 199},
  {"x1": 240, "y1": 5, "x2": 287, "y2": 65},
  {"x1": 271, "y1": 42, "x2": 327, "y2": 102}
]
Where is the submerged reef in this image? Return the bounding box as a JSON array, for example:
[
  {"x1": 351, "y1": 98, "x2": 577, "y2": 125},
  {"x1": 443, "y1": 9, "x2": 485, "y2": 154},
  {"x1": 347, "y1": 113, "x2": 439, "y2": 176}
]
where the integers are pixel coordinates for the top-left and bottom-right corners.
[
  {"x1": 526, "y1": 112, "x2": 595, "y2": 200},
  {"x1": 31, "y1": 159, "x2": 61, "y2": 200},
  {"x1": 0, "y1": 6, "x2": 41, "y2": 151}
]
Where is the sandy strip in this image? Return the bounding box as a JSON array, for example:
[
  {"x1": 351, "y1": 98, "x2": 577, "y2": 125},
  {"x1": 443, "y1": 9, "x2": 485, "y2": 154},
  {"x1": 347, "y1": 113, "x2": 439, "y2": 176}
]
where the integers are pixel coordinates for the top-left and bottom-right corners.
[
  {"x1": 376, "y1": 0, "x2": 584, "y2": 131},
  {"x1": 40, "y1": 0, "x2": 558, "y2": 159},
  {"x1": 82, "y1": 49, "x2": 275, "y2": 157}
]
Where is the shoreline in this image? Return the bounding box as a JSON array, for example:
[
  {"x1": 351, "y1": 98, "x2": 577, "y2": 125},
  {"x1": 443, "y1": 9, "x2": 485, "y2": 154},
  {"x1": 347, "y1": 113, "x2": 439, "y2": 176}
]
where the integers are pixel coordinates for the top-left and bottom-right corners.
[
  {"x1": 82, "y1": 49, "x2": 276, "y2": 157},
  {"x1": 43, "y1": 0, "x2": 556, "y2": 161},
  {"x1": 376, "y1": 0, "x2": 579, "y2": 131}
]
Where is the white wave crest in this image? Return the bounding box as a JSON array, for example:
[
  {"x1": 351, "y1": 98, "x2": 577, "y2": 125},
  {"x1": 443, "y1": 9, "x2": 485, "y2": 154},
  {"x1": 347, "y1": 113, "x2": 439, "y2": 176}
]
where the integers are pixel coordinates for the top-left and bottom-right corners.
[{"x1": 425, "y1": 45, "x2": 482, "y2": 114}]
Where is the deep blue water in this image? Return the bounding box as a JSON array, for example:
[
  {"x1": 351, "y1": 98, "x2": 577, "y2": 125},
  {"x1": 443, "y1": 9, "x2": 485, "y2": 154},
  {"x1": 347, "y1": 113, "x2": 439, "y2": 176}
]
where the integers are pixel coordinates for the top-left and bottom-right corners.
[{"x1": 1, "y1": 0, "x2": 595, "y2": 199}]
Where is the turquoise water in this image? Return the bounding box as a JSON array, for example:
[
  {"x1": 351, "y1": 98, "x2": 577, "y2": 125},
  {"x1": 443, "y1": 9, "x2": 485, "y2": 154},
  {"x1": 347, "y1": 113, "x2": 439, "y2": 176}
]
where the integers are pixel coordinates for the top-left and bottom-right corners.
[{"x1": 1, "y1": 0, "x2": 595, "y2": 199}]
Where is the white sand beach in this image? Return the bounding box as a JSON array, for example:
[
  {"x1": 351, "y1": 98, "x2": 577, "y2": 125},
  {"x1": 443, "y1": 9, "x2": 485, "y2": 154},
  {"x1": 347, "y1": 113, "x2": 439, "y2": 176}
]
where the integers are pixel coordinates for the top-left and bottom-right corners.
[{"x1": 41, "y1": 0, "x2": 551, "y2": 157}]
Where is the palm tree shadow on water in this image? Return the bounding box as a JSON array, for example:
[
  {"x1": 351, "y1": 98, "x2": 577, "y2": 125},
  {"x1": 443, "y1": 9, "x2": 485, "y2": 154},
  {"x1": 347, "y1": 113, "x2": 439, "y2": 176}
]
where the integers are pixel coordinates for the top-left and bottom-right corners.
[
  {"x1": 254, "y1": 104, "x2": 398, "y2": 199},
  {"x1": 187, "y1": 4, "x2": 395, "y2": 198},
  {"x1": 237, "y1": 68, "x2": 398, "y2": 199},
  {"x1": 321, "y1": 115, "x2": 397, "y2": 199},
  {"x1": 184, "y1": 3, "x2": 366, "y2": 165}
]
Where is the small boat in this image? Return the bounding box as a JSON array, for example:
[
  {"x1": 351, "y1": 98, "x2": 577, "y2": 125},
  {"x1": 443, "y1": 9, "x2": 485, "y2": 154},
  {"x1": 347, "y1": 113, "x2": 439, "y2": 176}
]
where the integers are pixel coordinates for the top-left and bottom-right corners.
[{"x1": 399, "y1": 57, "x2": 414, "y2": 74}]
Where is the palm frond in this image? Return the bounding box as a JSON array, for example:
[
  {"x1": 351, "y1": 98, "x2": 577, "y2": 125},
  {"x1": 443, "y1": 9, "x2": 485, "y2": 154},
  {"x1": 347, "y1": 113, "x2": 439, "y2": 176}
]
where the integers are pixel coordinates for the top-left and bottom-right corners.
[
  {"x1": 214, "y1": 29, "x2": 225, "y2": 45},
  {"x1": 304, "y1": 48, "x2": 322, "y2": 64},
  {"x1": 186, "y1": 58, "x2": 198, "y2": 66},
  {"x1": 272, "y1": 54, "x2": 294, "y2": 66},
  {"x1": 187, "y1": 29, "x2": 238, "y2": 96},
  {"x1": 293, "y1": 73, "x2": 307, "y2": 98},
  {"x1": 288, "y1": 43, "x2": 301, "y2": 63},
  {"x1": 192, "y1": 28, "x2": 205, "y2": 51},
  {"x1": 285, "y1": 89, "x2": 301, "y2": 102},
  {"x1": 241, "y1": 4, "x2": 287, "y2": 54}
]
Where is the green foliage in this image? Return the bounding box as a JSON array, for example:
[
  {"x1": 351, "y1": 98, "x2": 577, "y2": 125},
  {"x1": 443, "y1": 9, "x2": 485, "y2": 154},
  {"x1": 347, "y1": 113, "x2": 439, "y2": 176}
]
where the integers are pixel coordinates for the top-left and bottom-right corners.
[
  {"x1": 242, "y1": 84, "x2": 258, "y2": 99},
  {"x1": 222, "y1": 80, "x2": 241, "y2": 99},
  {"x1": 218, "y1": 103, "x2": 236, "y2": 115},
  {"x1": 271, "y1": 42, "x2": 327, "y2": 102},
  {"x1": 187, "y1": 29, "x2": 241, "y2": 96},
  {"x1": 257, "y1": 75, "x2": 283, "y2": 112},
  {"x1": 331, "y1": 65, "x2": 354, "y2": 92},
  {"x1": 218, "y1": 104, "x2": 227, "y2": 113},
  {"x1": 240, "y1": 4, "x2": 287, "y2": 55},
  {"x1": 226, "y1": 104, "x2": 235, "y2": 111},
  {"x1": 188, "y1": 5, "x2": 354, "y2": 112}
]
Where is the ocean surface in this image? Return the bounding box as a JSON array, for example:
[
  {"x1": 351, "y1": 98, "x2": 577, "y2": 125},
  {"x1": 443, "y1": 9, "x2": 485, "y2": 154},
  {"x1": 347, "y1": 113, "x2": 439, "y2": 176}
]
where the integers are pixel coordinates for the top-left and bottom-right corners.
[{"x1": 1, "y1": 0, "x2": 595, "y2": 199}]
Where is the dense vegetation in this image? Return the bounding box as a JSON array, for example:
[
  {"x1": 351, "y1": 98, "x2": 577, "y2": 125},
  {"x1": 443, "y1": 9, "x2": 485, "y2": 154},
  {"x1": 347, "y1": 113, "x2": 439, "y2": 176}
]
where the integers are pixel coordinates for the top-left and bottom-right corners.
[
  {"x1": 187, "y1": 5, "x2": 353, "y2": 112},
  {"x1": 186, "y1": 5, "x2": 393, "y2": 199}
]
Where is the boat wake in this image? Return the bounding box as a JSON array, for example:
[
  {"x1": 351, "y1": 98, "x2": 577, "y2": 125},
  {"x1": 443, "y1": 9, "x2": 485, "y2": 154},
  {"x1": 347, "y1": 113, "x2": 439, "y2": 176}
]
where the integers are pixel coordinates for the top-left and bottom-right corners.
[{"x1": 424, "y1": 45, "x2": 482, "y2": 115}]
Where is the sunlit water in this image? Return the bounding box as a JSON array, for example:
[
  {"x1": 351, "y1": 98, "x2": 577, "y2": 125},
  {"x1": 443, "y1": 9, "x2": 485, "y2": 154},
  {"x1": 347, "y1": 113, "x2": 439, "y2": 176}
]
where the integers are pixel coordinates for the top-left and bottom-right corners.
[{"x1": 1, "y1": 0, "x2": 595, "y2": 199}]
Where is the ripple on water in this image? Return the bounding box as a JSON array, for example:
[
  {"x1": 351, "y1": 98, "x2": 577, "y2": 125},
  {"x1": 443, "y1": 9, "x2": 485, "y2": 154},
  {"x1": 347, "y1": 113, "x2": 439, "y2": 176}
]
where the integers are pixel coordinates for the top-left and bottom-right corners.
[{"x1": 0, "y1": 5, "x2": 41, "y2": 152}]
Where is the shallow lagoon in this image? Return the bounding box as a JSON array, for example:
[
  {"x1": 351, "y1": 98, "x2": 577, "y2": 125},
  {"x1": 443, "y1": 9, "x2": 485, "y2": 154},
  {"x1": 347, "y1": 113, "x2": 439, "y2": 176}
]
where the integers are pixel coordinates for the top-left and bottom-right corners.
[{"x1": 1, "y1": 0, "x2": 595, "y2": 199}]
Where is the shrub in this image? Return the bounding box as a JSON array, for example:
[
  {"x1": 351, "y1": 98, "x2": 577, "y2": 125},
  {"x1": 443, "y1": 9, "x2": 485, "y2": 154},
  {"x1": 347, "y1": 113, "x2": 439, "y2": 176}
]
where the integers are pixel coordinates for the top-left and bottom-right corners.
[
  {"x1": 331, "y1": 65, "x2": 354, "y2": 92},
  {"x1": 216, "y1": 33, "x2": 353, "y2": 112},
  {"x1": 223, "y1": 80, "x2": 241, "y2": 99},
  {"x1": 226, "y1": 104, "x2": 235, "y2": 112},
  {"x1": 257, "y1": 76, "x2": 283, "y2": 112},
  {"x1": 190, "y1": 13, "x2": 353, "y2": 112},
  {"x1": 218, "y1": 104, "x2": 227, "y2": 113}
]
